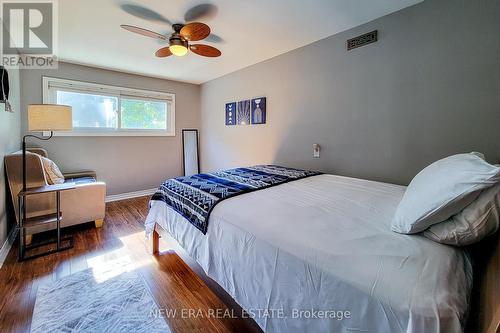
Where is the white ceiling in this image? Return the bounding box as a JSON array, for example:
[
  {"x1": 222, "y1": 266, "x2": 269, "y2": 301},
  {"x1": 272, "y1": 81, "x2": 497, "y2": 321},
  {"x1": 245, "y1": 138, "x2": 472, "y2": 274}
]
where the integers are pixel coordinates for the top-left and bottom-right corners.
[{"x1": 58, "y1": 0, "x2": 422, "y2": 84}]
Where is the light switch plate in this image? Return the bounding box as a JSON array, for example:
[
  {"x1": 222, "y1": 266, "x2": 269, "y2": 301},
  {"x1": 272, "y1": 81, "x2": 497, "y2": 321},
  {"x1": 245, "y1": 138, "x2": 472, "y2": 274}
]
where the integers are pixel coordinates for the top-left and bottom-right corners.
[{"x1": 313, "y1": 144, "x2": 320, "y2": 158}]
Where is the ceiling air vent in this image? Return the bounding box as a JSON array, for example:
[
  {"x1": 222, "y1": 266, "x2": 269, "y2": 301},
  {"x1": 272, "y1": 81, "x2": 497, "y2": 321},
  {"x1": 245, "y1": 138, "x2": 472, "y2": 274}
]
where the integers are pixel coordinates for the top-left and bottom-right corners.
[{"x1": 347, "y1": 30, "x2": 378, "y2": 51}]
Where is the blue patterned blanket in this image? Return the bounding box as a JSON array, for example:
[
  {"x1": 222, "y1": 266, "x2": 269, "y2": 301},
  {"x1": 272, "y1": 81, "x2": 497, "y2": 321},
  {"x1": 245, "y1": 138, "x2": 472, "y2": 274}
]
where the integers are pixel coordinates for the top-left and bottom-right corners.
[{"x1": 150, "y1": 165, "x2": 320, "y2": 234}]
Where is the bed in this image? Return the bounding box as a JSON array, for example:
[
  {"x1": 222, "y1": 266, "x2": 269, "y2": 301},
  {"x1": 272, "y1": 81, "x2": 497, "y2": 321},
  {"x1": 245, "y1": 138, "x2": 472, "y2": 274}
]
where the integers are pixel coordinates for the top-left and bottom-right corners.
[{"x1": 145, "y1": 170, "x2": 479, "y2": 333}]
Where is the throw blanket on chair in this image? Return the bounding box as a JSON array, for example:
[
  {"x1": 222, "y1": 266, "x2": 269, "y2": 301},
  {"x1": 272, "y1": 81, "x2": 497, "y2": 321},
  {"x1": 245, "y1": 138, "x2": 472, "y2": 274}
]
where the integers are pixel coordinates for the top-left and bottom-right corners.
[{"x1": 150, "y1": 165, "x2": 321, "y2": 234}]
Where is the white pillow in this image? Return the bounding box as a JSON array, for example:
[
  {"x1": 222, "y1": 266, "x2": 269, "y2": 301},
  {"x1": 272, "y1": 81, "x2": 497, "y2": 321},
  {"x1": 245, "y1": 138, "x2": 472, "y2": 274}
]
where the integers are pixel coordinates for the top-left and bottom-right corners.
[
  {"x1": 423, "y1": 183, "x2": 500, "y2": 246},
  {"x1": 391, "y1": 153, "x2": 500, "y2": 234},
  {"x1": 38, "y1": 155, "x2": 65, "y2": 184}
]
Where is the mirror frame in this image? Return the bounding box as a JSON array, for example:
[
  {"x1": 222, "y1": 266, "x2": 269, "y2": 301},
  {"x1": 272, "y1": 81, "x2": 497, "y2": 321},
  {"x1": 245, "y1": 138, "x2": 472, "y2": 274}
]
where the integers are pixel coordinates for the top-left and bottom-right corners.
[{"x1": 182, "y1": 129, "x2": 200, "y2": 176}]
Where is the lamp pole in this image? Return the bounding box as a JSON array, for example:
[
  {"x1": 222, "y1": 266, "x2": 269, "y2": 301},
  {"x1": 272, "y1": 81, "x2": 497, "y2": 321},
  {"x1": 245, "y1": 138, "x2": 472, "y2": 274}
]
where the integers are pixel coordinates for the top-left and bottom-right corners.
[
  {"x1": 20, "y1": 131, "x2": 53, "y2": 260},
  {"x1": 22, "y1": 131, "x2": 54, "y2": 191}
]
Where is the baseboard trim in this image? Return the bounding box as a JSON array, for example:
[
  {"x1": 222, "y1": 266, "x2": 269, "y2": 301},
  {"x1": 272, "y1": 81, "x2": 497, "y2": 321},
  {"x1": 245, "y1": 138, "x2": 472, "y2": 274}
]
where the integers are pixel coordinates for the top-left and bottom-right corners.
[
  {"x1": 105, "y1": 188, "x2": 157, "y2": 203},
  {"x1": 0, "y1": 227, "x2": 18, "y2": 268}
]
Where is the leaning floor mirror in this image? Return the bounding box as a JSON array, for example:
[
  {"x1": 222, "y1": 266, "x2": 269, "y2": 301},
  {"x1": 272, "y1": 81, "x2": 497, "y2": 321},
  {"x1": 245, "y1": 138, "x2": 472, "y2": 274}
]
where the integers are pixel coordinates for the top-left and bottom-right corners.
[{"x1": 182, "y1": 129, "x2": 200, "y2": 176}]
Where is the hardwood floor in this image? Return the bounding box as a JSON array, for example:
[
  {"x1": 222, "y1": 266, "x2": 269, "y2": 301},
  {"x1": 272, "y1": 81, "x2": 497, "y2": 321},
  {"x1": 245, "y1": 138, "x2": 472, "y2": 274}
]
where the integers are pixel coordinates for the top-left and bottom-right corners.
[{"x1": 0, "y1": 197, "x2": 259, "y2": 333}]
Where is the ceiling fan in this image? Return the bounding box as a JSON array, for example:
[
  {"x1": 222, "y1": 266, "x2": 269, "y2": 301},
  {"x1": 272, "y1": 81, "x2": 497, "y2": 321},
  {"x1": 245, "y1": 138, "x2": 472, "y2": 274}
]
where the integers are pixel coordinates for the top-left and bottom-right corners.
[{"x1": 120, "y1": 3, "x2": 222, "y2": 58}]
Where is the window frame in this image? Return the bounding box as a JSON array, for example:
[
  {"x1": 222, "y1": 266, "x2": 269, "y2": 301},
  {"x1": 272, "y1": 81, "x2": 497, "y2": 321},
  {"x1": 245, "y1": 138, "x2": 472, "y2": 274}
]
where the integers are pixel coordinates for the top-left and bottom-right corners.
[{"x1": 42, "y1": 76, "x2": 176, "y2": 137}]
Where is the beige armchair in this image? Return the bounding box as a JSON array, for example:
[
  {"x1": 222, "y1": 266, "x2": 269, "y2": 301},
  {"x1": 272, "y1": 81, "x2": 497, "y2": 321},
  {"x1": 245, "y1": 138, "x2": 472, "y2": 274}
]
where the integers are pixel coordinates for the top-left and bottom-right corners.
[{"x1": 5, "y1": 148, "x2": 106, "y2": 242}]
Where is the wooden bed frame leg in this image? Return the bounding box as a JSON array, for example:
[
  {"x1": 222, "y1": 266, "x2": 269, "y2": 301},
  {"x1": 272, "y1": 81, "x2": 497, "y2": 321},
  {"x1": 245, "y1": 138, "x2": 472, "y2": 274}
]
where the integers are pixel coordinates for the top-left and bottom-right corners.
[{"x1": 149, "y1": 229, "x2": 160, "y2": 255}]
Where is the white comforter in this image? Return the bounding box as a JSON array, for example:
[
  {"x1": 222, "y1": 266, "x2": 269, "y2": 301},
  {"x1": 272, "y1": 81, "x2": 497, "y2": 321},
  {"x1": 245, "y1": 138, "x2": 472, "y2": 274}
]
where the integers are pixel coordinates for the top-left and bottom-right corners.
[{"x1": 145, "y1": 174, "x2": 471, "y2": 333}]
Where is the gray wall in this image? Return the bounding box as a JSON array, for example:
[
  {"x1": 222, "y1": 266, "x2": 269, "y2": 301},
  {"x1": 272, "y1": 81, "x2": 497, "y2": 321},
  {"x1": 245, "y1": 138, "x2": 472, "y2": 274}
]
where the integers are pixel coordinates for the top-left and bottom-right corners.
[
  {"x1": 0, "y1": 67, "x2": 21, "y2": 247},
  {"x1": 200, "y1": 0, "x2": 500, "y2": 185},
  {"x1": 20, "y1": 62, "x2": 200, "y2": 195}
]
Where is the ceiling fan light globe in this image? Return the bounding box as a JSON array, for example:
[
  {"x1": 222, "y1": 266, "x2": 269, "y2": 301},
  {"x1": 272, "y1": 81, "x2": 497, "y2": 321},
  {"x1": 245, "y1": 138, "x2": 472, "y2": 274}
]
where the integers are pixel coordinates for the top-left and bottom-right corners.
[{"x1": 169, "y1": 44, "x2": 188, "y2": 56}]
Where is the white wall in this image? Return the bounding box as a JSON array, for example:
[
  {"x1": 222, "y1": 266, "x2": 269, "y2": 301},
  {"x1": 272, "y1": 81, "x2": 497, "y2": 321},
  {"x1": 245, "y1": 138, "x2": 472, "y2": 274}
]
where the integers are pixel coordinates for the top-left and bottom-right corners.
[
  {"x1": 200, "y1": 0, "x2": 500, "y2": 185},
  {"x1": 0, "y1": 67, "x2": 21, "y2": 247}
]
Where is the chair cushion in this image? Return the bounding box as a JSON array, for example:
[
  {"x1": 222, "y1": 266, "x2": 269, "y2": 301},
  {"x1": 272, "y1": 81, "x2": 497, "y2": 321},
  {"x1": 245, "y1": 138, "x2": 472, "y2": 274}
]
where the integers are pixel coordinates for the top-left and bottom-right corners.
[{"x1": 65, "y1": 177, "x2": 96, "y2": 185}]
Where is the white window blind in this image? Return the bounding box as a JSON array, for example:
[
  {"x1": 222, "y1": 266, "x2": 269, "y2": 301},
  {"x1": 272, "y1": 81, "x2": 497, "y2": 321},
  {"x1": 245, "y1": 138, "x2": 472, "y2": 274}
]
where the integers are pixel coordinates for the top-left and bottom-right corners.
[{"x1": 42, "y1": 76, "x2": 175, "y2": 136}]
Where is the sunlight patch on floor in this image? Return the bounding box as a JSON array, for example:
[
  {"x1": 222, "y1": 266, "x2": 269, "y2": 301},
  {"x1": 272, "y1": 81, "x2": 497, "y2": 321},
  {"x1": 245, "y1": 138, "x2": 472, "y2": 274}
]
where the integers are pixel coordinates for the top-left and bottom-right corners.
[
  {"x1": 86, "y1": 231, "x2": 160, "y2": 283},
  {"x1": 87, "y1": 250, "x2": 136, "y2": 283}
]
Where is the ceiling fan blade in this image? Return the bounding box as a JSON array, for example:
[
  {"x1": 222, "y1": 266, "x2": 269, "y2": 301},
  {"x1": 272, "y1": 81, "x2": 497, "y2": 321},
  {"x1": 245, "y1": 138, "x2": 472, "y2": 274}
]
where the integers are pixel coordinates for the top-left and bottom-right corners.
[
  {"x1": 155, "y1": 47, "x2": 172, "y2": 58},
  {"x1": 121, "y1": 3, "x2": 171, "y2": 25},
  {"x1": 184, "y1": 3, "x2": 218, "y2": 22},
  {"x1": 155, "y1": 30, "x2": 172, "y2": 44},
  {"x1": 121, "y1": 25, "x2": 166, "y2": 40},
  {"x1": 205, "y1": 33, "x2": 224, "y2": 43},
  {"x1": 190, "y1": 44, "x2": 221, "y2": 57},
  {"x1": 180, "y1": 22, "x2": 210, "y2": 41}
]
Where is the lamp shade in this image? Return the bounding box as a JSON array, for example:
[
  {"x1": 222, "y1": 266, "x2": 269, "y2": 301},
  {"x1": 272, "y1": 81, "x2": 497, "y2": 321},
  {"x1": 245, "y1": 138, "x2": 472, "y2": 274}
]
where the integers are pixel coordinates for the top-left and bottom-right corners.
[{"x1": 28, "y1": 104, "x2": 73, "y2": 132}]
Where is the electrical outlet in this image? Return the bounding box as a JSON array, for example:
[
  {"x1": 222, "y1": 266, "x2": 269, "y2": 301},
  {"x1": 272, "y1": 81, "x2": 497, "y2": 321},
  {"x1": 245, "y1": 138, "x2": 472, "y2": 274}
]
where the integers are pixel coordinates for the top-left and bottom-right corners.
[{"x1": 313, "y1": 144, "x2": 320, "y2": 158}]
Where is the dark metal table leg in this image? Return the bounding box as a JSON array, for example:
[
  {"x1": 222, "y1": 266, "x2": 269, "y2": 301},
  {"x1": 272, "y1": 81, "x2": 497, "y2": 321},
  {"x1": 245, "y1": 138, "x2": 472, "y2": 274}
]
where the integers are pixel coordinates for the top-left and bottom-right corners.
[
  {"x1": 56, "y1": 191, "x2": 61, "y2": 250},
  {"x1": 18, "y1": 196, "x2": 24, "y2": 261},
  {"x1": 19, "y1": 189, "x2": 74, "y2": 261}
]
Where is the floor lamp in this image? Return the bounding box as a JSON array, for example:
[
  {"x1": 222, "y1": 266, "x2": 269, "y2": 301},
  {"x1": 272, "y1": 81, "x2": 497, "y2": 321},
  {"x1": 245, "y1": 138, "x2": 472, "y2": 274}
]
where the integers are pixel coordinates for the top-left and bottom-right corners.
[
  {"x1": 19, "y1": 104, "x2": 72, "y2": 260},
  {"x1": 23, "y1": 104, "x2": 73, "y2": 191}
]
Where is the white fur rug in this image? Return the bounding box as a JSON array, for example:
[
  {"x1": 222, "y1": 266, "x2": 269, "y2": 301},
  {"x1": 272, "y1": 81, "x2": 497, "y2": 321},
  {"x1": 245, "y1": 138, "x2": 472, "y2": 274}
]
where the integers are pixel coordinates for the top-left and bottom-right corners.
[{"x1": 30, "y1": 269, "x2": 170, "y2": 333}]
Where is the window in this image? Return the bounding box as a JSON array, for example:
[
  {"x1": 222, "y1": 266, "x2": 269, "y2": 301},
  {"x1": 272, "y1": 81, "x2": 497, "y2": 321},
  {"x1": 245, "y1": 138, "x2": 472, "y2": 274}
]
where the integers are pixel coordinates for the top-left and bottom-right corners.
[{"x1": 43, "y1": 77, "x2": 175, "y2": 136}]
